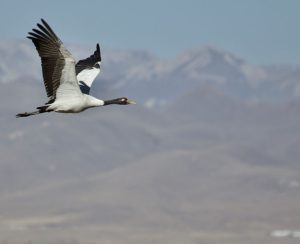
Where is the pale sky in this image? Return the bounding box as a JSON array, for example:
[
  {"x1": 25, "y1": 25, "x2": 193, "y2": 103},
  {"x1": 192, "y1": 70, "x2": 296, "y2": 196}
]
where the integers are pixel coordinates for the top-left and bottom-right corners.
[{"x1": 1, "y1": 0, "x2": 299, "y2": 64}]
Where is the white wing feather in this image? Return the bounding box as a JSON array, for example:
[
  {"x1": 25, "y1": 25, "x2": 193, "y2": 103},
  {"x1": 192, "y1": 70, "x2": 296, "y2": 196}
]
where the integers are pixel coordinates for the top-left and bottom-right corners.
[
  {"x1": 76, "y1": 63, "x2": 101, "y2": 88},
  {"x1": 75, "y1": 44, "x2": 101, "y2": 94}
]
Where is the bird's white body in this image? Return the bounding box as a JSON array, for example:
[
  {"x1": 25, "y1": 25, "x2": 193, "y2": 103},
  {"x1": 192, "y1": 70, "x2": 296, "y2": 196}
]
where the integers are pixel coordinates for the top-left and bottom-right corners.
[
  {"x1": 48, "y1": 57, "x2": 104, "y2": 113},
  {"x1": 48, "y1": 95, "x2": 104, "y2": 113}
]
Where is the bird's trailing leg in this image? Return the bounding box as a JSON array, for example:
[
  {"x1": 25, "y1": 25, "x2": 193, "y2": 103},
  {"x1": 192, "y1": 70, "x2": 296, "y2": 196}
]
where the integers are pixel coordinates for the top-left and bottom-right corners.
[
  {"x1": 16, "y1": 105, "x2": 51, "y2": 118},
  {"x1": 16, "y1": 110, "x2": 42, "y2": 118}
]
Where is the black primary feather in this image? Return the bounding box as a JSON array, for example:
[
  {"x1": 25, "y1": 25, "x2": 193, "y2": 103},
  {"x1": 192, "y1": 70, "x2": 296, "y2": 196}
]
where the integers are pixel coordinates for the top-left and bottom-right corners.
[{"x1": 75, "y1": 43, "x2": 101, "y2": 75}]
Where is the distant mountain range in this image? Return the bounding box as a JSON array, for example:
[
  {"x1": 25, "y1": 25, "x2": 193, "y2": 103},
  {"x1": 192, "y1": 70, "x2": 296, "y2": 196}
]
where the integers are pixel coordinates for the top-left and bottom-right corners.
[
  {"x1": 1, "y1": 41, "x2": 300, "y2": 107},
  {"x1": 0, "y1": 41, "x2": 299, "y2": 244}
]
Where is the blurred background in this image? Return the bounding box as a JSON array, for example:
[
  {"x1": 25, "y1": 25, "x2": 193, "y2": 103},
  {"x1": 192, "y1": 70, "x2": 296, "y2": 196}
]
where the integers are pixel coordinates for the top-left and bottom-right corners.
[{"x1": 1, "y1": 0, "x2": 300, "y2": 243}]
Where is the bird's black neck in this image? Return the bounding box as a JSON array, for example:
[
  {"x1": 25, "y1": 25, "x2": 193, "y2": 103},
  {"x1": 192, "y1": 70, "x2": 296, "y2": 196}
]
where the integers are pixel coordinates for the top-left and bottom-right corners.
[{"x1": 103, "y1": 98, "x2": 121, "y2": 106}]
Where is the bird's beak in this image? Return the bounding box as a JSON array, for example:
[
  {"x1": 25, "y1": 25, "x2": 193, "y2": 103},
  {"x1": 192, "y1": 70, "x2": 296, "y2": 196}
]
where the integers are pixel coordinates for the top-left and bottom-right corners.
[{"x1": 127, "y1": 99, "x2": 136, "y2": 105}]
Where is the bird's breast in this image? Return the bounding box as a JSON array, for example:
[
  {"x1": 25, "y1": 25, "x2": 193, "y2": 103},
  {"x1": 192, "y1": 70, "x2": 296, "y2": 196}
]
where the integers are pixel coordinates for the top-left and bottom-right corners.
[{"x1": 48, "y1": 98, "x2": 89, "y2": 113}]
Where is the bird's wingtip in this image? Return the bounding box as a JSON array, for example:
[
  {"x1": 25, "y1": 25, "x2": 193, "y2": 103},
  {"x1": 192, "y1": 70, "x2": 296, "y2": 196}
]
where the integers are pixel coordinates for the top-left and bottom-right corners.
[{"x1": 96, "y1": 43, "x2": 101, "y2": 61}]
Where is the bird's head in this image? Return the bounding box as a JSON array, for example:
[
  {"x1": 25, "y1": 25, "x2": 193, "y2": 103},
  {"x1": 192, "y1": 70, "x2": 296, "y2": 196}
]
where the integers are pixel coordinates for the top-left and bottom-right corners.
[{"x1": 117, "y1": 97, "x2": 136, "y2": 105}]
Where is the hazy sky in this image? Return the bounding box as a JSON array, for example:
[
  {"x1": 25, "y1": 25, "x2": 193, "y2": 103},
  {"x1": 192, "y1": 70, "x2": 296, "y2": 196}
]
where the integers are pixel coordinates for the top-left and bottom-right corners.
[{"x1": 1, "y1": 0, "x2": 299, "y2": 64}]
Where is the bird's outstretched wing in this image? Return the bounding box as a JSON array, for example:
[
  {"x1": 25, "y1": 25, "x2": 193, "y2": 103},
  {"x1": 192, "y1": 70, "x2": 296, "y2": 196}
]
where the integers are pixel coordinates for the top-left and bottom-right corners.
[
  {"x1": 76, "y1": 43, "x2": 101, "y2": 94},
  {"x1": 27, "y1": 19, "x2": 82, "y2": 101}
]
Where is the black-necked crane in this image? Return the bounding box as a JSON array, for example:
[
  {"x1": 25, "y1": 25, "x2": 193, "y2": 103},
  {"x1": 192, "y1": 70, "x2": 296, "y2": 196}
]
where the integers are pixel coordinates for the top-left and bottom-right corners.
[{"x1": 16, "y1": 19, "x2": 135, "y2": 118}]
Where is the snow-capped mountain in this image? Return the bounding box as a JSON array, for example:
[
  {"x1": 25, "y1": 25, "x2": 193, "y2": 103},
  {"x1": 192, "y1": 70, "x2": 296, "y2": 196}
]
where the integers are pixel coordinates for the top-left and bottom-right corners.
[{"x1": 2, "y1": 41, "x2": 300, "y2": 109}]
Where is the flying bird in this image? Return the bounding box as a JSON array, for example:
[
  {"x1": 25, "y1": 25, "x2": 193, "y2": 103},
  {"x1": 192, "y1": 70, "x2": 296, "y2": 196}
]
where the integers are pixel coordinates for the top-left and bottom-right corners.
[{"x1": 16, "y1": 19, "x2": 136, "y2": 118}]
